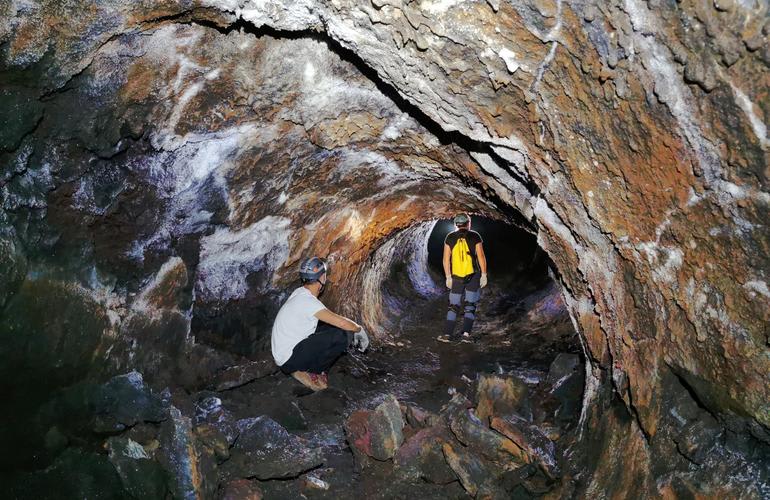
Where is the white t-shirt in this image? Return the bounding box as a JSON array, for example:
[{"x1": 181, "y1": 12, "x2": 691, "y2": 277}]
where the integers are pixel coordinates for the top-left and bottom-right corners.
[{"x1": 271, "y1": 287, "x2": 327, "y2": 366}]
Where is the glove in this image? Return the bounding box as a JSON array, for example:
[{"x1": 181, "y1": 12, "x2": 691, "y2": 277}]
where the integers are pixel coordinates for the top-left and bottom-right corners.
[
  {"x1": 480, "y1": 273, "x2": 488, "y2": 288},
  {"x1": 445, "y1": 276, "x2": 452, "y2": 289},
  {"x1": 353, "y1": 329, "x2": 370, "y2": 352}
]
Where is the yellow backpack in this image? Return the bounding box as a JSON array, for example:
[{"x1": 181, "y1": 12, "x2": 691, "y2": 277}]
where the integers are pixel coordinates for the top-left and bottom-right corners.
[{"x1": 451, "y1": 236, "x2": 474, "y2": 278}]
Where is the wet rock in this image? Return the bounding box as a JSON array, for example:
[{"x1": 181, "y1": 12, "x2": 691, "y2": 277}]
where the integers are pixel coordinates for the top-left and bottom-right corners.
[
  {"x1": 211, "y1": 356, "x2": 277, "y2": 391},
  {"x1": 394, "y1": 425, "x2": 457, "y2": 484},
  {"x1": 447, "y1": 407, "x2": 529, "y2": 468},
  {"x1": 225, "y1": 416, "x2": 324, "y2": 479},
  {"x1": 490, "y1": 415, "x2": 559, "y2": 479},
  {"x1": 157, "y1": 407, "x2": 217, "y2": 500},
  {"x1": 442, "y1": 442, "x2": 506, "y2": 499},
  {"x1": 345, "y1": 394, "x2": 405, "y2": 467},
  {"x1": 475, "y1": 374, "x2": 531, "y2": 423},
  {"x1": 220, "y1": 479, "x2": 264, "y2": 500},
  {"x1": 106, "y1": 436, "x2": 169, "y2": 499}
]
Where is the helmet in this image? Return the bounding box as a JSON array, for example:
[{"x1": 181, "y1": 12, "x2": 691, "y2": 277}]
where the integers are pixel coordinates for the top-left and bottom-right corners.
[
  {"x1": 299, "y1": 256, "x2": 327, "y2": 282},
  {"x1": 453, "y1": 213, "x2": 470, "y2": 226}
]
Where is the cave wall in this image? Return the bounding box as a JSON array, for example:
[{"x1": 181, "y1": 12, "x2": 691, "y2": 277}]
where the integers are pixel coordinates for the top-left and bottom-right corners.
[{"x1": 2, "y1": 0, "x2": 769, "y2": 495}]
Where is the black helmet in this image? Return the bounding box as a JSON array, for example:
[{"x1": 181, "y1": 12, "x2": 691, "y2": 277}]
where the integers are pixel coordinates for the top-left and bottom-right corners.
[
  {"x1": 453, "y1": 213, "x2": 470, "y2": 226},
  {"x1": 299, "y1": 256, "x2": 327, "y2": 282}
]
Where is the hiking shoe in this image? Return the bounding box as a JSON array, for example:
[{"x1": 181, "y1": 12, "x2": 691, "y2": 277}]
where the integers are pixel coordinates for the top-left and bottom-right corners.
[
  {"x1": 461, "y1": 332, "x2": 475, "y2": 344},
  {"x1": 292, "y1": 371, "x2": 328, "y2": 391},
  {"x1": 437, "y1": 334, "x2": 462, "y2": 344}
]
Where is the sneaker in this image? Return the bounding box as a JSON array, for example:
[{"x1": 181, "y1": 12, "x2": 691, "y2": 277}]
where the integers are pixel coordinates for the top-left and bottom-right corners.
[
  {"x1": 460, "y1": 332, "x2": 474, "y2": 344},
  {"x1": 437, "y1": 334, "x2": 461, "y2": 344},
  {"x1": 292, "y1": 371, "x2": 328, "y2": 391}
]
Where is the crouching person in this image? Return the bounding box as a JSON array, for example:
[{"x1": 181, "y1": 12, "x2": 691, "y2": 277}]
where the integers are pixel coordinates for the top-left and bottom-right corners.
[{"x1": 271, "y1": 256, "x2": 369, "y2": 391}]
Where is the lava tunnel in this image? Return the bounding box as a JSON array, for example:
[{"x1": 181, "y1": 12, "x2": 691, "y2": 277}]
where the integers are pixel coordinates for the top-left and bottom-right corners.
[{"x1": 1, "y1": 1, "x2": 769, "y2": 498}]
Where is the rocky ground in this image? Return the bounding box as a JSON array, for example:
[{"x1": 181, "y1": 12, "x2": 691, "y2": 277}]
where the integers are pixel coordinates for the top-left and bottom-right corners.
[{"x1": 6, "y1": 273, "x2": 584, "y2": 499}]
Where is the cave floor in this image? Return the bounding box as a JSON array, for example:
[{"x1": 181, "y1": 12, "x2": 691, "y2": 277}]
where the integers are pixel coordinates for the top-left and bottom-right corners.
[{"x1": 182, "y1": 281, "x2": 581, "y2": 498}]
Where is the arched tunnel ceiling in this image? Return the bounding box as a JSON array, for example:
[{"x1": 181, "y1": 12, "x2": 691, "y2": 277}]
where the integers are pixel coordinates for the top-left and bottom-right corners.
[{"x1": 1, "y1": 0, "x2": 769, "y2": 495}]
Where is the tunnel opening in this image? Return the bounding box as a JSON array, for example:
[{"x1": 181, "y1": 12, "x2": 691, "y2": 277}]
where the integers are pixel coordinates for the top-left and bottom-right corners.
[{"x1": 425, "y1": 216, "x2": 574, "y2": 349}]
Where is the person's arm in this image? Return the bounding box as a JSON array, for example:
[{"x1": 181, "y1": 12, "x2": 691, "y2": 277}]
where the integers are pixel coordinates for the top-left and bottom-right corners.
[
  {"x1": 476, "y1": 242, "x2": 487, "y2": 274},
  {"x1": 443, "y1": 244, "x2": 452, "y2": 279},
  {"x1": 315, "y1": 308, "x2": 361, "y2": 332}
]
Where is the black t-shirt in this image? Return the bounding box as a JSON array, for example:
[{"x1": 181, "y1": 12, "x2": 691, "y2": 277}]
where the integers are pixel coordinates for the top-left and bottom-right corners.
[{"x1": 445, "y1": 229, "x2": 483, "y2": 275}]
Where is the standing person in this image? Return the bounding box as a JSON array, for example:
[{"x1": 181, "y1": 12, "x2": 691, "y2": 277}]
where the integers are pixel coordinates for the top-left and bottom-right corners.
[
  {"x1": 438, "y1": 213, "x2": 488, "y2": 343},
  {"x1": 271, "y1": 256, "x2": 369, "y2": 391}
]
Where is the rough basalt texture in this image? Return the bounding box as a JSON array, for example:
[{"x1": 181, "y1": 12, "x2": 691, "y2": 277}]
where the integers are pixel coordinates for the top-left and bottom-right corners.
[{"x1": 1, "y1": 0, "x2": 769, "y2": 497}]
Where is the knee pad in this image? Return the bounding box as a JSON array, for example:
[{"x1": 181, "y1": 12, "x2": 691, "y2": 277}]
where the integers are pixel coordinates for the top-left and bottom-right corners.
[{"x1": 463, "y1": 302, "x2": 477, "y2": 318}]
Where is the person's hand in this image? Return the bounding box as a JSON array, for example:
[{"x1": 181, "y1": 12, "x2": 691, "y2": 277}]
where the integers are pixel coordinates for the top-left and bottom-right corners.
[
  {"x1": 480, "y1": 273, "x2": 488, "y2": 288},
  {"x1": 354, "y1": 329, "x2": 370, "y2": 352},
  {"x1": 445, "y1": 276, "x2": 452, "y2": 289}
]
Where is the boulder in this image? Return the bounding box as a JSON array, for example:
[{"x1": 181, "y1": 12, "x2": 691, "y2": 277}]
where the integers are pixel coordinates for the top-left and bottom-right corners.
[
  {"x1": 38, "y1": 371, "x2": 168, "y2": 438},
  {"x1": 394, "y1": 426, "x2": 456, "y2": 484},
  {"x1": 448, "y1": 407, "x2": 530, "y2": 468},
  {"x1": 475, "y1": 374, "x2": 531, "y2": 423},
  {"x1": 490, "y1": 415, "x2": 559, "y2": 479},
  {"x1": 225, "y1": 416, "x2": 324, "y2": 479},
  {"x1": 442, "y1": 442, "x2": 506, "y2": 499},
  {"x1": 92, "y1": 371, "x2": 168, "y2": 433},
  {"x1": 106, "y1": 436, "x2": 169, "y2": 499},
  {"x1": 345, "y1": 394, "x2": 405, "y2": 467},
  {"x1": 157, "y1": 407, "x2": 218, "y2": 500}
]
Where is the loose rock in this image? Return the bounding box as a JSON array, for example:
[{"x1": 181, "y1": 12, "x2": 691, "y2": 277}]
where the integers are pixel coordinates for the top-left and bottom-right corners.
[
  {"x1": 475, "y1": 374, "x2": 531, "y2": 423},
  {"x1": 394, "y1": 426, "x2": 457, "y2": 484},
  {"x1": 345, "y1": 394, "x2": 405, "y2": 467},
  {"x1": 225, "y1": 416, "x2": 324, "y2": 480}
]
